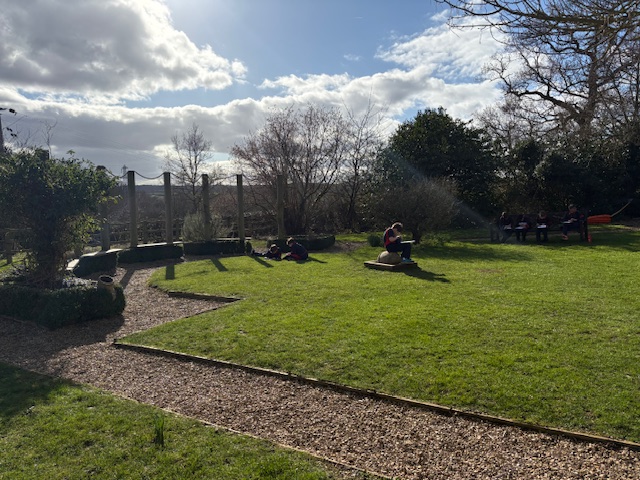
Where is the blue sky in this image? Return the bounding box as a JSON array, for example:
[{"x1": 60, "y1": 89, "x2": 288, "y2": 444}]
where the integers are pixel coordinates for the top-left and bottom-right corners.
[{"x1": 0, "y1": 0, "x2": 504, "y2": 180}]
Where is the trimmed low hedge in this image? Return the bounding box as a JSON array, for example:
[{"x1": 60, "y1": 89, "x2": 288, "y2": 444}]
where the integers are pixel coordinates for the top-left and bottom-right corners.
[
  {"x1": 183, "y1": 240, "x2": 250, "y2": 256},
  {"x1": 0, "y1": 283, "x2": 125, "y2": 329},
  {"x1": 266, "y1": 235, "x2": 336, "y2": 252},
  {"x1": 117, "y1": 244, "x2": 184, "y2": 264},
  {"x1": 72, "y1": 250, "x2": 119, "y2": 277}
]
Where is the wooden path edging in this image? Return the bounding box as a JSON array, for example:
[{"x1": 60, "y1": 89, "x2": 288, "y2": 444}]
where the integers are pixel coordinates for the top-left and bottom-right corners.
[{"x1": 111, "y1": 341, "x2": 640, "y2": 453}]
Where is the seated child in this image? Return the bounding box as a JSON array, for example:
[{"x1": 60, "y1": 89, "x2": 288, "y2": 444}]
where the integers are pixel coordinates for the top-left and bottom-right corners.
[
  {"x1": 561, "y1": 204, "x2": 582, "y2": 240},
  {"x1": 283, "y1": 237, "x2": 308, "y2": 261},
  {"x1": 498, "y1": 212, "x2": 513, "y2": 243},
  {"x1": 252, "y1": 243, "x2": 282, "y2": 260},
  {"x1": 515, "y1": 214, "x2": 531, "y2": 242},
  {"x1": 383, "y1": 222, "x2": 413, "y2": 262},
  {"x1": 535, "y1": 211, "x2": 550, "y2": 243}
]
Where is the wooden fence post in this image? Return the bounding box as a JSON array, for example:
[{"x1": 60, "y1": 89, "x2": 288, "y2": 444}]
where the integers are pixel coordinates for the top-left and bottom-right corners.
[
  {"x1": 3, "y1": 231, "x2": 13, "y2": 264},
  {"x1": 202, "y1": 174, "x2": 211, "y2": 241},
  {"x1": 164, "y1": 172, "x2": 173, "y2": 245},
  {"x1": 237, "y1": 174, "x2": 245, "y2": 247},
  {"x1": 277, "y1": 174, "x2": 286, "y2": 239},
  {"x1": 97, "y1": 166, "x2": 111, "y2": 251},
  {"x1": 128, "y1": 170, "x2": 138, "y2": 248}
]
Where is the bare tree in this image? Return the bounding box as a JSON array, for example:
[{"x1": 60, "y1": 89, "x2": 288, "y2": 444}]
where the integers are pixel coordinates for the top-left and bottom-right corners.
[
  {"x1": 164, "y1": 122, "x2": 219, "y2": 214},
  {"x1": 232, "y1": 104, "x2": 348, "y2": 234},
  {"x1": 41, "y1": 119, "x2": 58, "y2": 157},
  {"x1": 335, "y1": 100, "x2": 387, "y2": 231},
  {"x1": 440, "y1": 0, "x2": 640, "y2": 138}
]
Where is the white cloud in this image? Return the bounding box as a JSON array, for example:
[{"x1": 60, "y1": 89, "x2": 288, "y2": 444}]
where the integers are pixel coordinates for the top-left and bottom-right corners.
[
  {"x1": 376, "y1": 22, "x2": 504, "y2": 82},
  {"x1": 0, "y1": 5, "x2": 505, "y2": 179},
  {"x1": 343, "y1": 54, "x2": 362, "y2": 62},
  {"x1": 260, "y1": 73, "x2": 353, "y2": 95},
  {"x1": 0, "y1": 0, "x2": 245, "y2": 103}
]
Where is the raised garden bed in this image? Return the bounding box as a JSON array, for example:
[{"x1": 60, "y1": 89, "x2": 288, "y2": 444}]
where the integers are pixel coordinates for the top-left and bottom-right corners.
[{"x1": 0, "y1": 277, "x2": 125, "y2": 329}]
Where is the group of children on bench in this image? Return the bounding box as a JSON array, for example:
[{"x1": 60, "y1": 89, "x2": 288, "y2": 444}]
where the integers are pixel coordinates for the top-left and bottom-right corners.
[{"x1": 499, "y1": 205, "x2": 583, "y2": 243}]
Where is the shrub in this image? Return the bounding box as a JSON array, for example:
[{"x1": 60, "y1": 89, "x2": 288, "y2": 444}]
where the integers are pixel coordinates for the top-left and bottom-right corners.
[
  {"x1": 0, "y1": 150, "x2": 117, "y2": 287},
  {"x1": 367, "y1": 233, "x2": 382, "y2": 247},
  {"x1": 0, "y1": 283, "x2": 125, "y2": 329},
  {"x1": 181, "y1": 212, "x2": 223, "y2": 242},
  {"x1": 72, "y1": 250, "x2": 119, "y2": 277}
]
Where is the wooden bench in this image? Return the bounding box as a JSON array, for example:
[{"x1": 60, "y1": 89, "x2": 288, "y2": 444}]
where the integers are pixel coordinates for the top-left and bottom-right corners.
[
  {"x1": 489, "y1": 210, "x2": 589, "y2": 243},
  {"x1": 364, "y1": 260, "x2": 418, "y2": 271}
]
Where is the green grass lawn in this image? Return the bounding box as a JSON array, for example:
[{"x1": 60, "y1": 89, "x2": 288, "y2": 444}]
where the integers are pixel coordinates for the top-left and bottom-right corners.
[
  {"x1": 0, "y1": 257, "x2": 16, "y2": 272},
  {"x1": 0, "y1": 252, "x2": 26, "y2": 274},
  {"x1": 0, "y1": 363, "x2": 371, "y2": 480},
  {"x1": 121, "y1": 227, "x2": 640, "y2": 443}
]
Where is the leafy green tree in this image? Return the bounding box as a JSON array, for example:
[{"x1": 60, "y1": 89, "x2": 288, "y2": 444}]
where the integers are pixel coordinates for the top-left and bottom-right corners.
[
  {"x1": 386, "y1": 108, "x2": 497, "y2": 215},
  {"x1": 361, "y1": 148, "x2": 460, "y2": 242},
  {"x1": 493, "y1": 138, "x2": 546, "y2": 212},
  {"x1": 0, "y1": 150, "x2": 117, "y2": 287}
]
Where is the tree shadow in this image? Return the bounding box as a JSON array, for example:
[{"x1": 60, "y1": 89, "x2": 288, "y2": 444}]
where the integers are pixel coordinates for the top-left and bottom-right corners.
[
  {"x1": 116, "y1": 266, "x2": 136, "y2": 289},
  {"x1": 424, "y1": 243, "x2": 536, "y2": 262},
  {"x1": 0, "y1": 312, "x2": 126, "y2": 382},
  {"x1": 209, "y1": 257, "x2": 228, "y2": 272},
  {"x1": 402, "y1": 267, "x2": 450, "y2": 282},
  {"x1": 249, "y1": 255, "x2": 275, "y2": 268},
  {"x1": 306, "y1": 256, "x2": 327, "y2": 264},
  {"x1": 165, "y1": 264, "x2": 175, "y2": 279},
  {"x1": 0, "y1": 363, "x2": 68, "y2": 423}
]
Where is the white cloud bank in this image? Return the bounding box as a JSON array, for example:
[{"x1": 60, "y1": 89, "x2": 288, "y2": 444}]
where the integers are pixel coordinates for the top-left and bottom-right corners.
[
  {"x1": 1, "y1": 0, "x2": 246, "y2": 103},
  {"x1": 0, "y1": 1, "x2": 504, "y2": 178}
]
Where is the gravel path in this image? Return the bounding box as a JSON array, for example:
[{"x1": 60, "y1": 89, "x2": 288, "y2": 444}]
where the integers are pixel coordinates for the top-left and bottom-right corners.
[{"x1": 1, "y1": 261, "x2": 639, "y2": 479}]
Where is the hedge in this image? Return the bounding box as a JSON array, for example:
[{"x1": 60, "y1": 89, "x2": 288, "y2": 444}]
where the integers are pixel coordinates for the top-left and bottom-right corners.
[
  {"x1": 117, "y1": 244, "x2": 184, "y2": 264},
  {"x1": 0, "y1": 283, "x2": 125, "y2": 330},
  {"x1": 265, "y1": 235, "x2": 336, "y2": 252},
  {"x1": 72, "y1": 250, "x2": 119, "y2": 277},
  {"x1": 183, "y1": 239, "x2": 251, "y2": 256}
]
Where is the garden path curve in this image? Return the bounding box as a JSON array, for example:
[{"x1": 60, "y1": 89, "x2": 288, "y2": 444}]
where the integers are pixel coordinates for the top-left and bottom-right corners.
[{"x1": 1, "y1": 260, "x2": 639, "y2": 480}]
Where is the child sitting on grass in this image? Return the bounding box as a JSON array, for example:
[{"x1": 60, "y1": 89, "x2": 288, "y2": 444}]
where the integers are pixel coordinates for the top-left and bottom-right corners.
[
  {"x1": 252, "y1": 244, "x2": 282, "y2": 260},
  {"x1": 283, "y1": 237, "x2": 308, "y2": 261}
]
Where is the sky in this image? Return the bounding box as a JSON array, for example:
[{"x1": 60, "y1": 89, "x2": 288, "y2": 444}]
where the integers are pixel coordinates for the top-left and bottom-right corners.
[{"x1": 0, "y1": 0, "x2": 504, "y2": 182}]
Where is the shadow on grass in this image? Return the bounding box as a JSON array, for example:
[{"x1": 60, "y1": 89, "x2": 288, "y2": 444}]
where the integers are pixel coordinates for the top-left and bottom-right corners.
[
  {"x1": 165, "y1": 264, "x2": 175, "y2": 279},
  {"x1": 417, "y1": 243, "x2": 536, "y2": 262},
  {"x1": 306, "y1": 256, "x2": 327, "y2": 264},
  {"x1": 0, "y1": 363, "x2": 63, "y2": 422},
  {"x1": 249, "y1": 255, "x2": 275, "y2": 268},
  {"x1": 402, "y1": 267, "x2": 450, "y2": 282},
  {"x1": 210, "y1": 258, "x2": 228, "y2": 272}
]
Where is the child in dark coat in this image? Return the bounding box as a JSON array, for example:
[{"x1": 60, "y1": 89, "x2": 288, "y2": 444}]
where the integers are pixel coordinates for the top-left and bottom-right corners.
[
  {"x1": 284, "y1": 237, "x2": 308, "y2": 261},
  {"x1": 383, "y1": 222, "x2": 413, "y2": 262},
  {"x1": 535, "y1": 211, "x2": 550, "y2": 243}
]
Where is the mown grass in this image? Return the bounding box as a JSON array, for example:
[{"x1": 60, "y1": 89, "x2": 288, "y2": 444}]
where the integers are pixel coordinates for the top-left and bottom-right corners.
[
  {"x1": 122, "y1": 227, "x2": 640, "y2": 442},
  {"x1": 0, "y1": 363, "x2": 372, "y2": 480},
  {"x1": 0, "y1": 256, "x2": 19, "y2": 272}
]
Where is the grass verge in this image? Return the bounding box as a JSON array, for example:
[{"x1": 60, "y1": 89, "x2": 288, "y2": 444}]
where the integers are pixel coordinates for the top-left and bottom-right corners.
[
  {"x1": 121, "y1": 228, "x2": 640, "y2": 443},
  {"x1": 0, "y1": 363, "x2": 372, "y2": 479}
]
